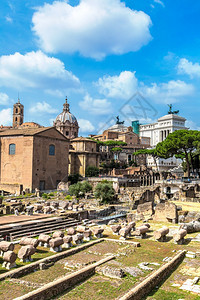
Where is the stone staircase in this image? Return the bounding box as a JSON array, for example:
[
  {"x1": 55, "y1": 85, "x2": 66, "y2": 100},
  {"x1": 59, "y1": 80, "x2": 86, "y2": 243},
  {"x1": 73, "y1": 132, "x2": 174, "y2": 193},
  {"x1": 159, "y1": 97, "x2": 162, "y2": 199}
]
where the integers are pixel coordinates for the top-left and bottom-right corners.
[{"x1": 0, "y1": 216, "x2": 81, "y2": 241}]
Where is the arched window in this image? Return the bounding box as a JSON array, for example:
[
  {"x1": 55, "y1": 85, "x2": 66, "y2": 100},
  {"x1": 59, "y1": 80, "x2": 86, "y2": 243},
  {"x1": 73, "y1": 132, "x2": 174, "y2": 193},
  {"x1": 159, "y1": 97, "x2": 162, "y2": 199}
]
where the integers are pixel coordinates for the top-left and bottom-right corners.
[
  {"x1": 49, "y1": 144, "x2": 55, "y2": 156},
  {"x1": 15, "y1": 117, "x2": 17, "y2": 122},
  {"x1": 15, "y1": 108, "x2": 18, "y2": 113},
  {"x1": 9, "y1": 144, "x2": 16, "y2": 155}
]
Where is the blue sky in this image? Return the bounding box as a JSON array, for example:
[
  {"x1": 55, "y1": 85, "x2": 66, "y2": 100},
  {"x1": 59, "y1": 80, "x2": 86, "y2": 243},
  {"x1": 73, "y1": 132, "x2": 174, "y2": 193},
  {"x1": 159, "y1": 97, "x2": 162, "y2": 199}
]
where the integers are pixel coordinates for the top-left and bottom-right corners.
[{"x1": 0, "y1": 0, "x2": 200, "y2": 134}]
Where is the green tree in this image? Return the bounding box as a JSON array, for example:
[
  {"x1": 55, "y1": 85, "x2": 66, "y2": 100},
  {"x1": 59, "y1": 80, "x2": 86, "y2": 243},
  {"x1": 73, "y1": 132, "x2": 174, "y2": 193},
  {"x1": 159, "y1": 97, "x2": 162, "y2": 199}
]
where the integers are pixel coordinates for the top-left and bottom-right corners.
[
  {"x1": 85, "y1": 166, "x2": 99, "y2": 177},
  {"x1": 68, "y1": 174, "x2": 81, "y2": 184},
  {"x1": 94, "y1": 182, "x2": 115, "y2": 204},
  {"x1": 155, "y1": 130, "x2": 200, "y2": 177},
  {"x1": 68, "y1": 182, "x2": 82, "y2": 198},
  {"x1": 81, "y1": 181, "x2": 92, "y2": 194},
  {"x1": 133, "y1": 148, "x2": 159, "y2": 171}
]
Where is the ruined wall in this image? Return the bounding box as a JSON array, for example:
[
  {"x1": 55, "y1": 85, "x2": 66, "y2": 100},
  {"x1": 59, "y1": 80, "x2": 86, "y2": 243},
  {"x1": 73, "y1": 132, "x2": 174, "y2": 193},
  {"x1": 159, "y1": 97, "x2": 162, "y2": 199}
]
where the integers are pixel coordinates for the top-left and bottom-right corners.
[{"x1": 154, "y1": 202, "x2": 178, "y2": 223}]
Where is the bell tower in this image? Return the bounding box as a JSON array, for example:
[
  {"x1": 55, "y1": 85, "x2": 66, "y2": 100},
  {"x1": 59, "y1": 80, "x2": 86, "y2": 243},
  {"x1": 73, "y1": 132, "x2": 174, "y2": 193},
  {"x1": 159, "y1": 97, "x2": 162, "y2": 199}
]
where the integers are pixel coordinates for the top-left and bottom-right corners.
[{"x1": 13, "y1": 98, "x2": 24, "y2": 128}]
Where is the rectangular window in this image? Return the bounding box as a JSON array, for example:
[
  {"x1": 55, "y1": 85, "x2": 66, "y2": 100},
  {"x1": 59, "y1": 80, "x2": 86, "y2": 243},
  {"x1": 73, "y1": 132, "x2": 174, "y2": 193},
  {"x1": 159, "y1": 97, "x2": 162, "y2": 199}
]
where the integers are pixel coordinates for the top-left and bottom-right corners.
[
  {"x1": 49, "y1": 144, "x2": 55, "y2": 156},
  {"x1": 39, "y1": 180, "x2": 45, "y2": 190},
  {"x1": 9, "y1": 144, "x2": 16, "y2": 155}
]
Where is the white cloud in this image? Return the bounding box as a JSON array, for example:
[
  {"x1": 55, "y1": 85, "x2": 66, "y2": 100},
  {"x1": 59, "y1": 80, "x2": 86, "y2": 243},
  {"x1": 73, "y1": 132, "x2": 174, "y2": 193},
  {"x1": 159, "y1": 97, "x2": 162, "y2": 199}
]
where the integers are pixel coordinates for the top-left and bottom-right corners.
[
  {"x1": 78, "y1": 119, "x2": 95, "y2": 133},
  {"x1": 178, "y1": 58, "x2": 200, "y2": 78},
  {"x1": 142, "y1": 80, "x2": 194, "y2": 104},
  {"x1": 79, "y1": 94, "x2": 112, "y2": 115},
  {"x1": 0, "y1": 51, "x2": 80, "y2": 91},
  {"x1": 5, "y1": 16, "x2": 13, "y2": 23},
  {"x1": 185, "y1": 120, "x2": 200, "y2": 131},
  {"x1": 29, "y1": 101, "x2": 58, "y2": 114},
  {"x1": 154, "y1": 0, "x2": 165, "y2": 7},
  {"x1": 97, "y1": 71, "x2": 138, "y2": 99},
  {"x1": 96, "y1": 70, "x2": 194, "y2": 104},
  {"x1": 0, "y1": 93, "x2": 10, "y2": 105},
  {"x1": 32, "y1": 0, "x2": 152, "y2": 60},
  {"x1": 0, "y1": 108, "x2": 12, "y2": 125}
]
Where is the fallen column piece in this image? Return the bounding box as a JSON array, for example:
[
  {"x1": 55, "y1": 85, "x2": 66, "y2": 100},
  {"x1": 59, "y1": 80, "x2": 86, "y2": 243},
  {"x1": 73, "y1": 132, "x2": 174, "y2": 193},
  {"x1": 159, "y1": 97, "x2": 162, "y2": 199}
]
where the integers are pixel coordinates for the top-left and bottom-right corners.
[
  {"x1": 63, "y1": 235, "x2": 72, "y2": 248},
  {"x1": 154, "y1": 226, "x2": 169, "y2": 242},
  {"x1": 119, "y1": 228, "x2": 130, "y2": 240},
  {"x1": 67, "y1": 227, "x2": 76, "y2": 235},
  {"x1": 173, "y1": 229, "x2": 187, "y2": 244},
  {"x1": 83, "y1": 229, "x2": 92, "y2": 241},
  {"x1": 92, "y1": 228, "x2": 104, "y2": 238},
  {"x1": 76, "y1": 225, "x2": 88, "y2": 233},
  {"x1": 111, "y1": 225, "x2": 122, "y2": 235},
  {"x1": 180, "y1": 221, "x2": 200, "y2": 233},
  {"x1": 19, "y1": 237, "x2": 39, "y2": 248},
  {"x1": 52, "y1": 230, "x2": 64, "y2": 238},
  {"x1": 0, "y1": 241, "x2": 14, "y2": 256},
  {"x1": 49, "y1": 238, "x2": 64, "y2": 252},
  {"x1": 2, "y1": 251, "x2": 17, "y2": 269},
  {"x1": 143, "y1": 223, "x2": 150, "y2": 229},
  {"x1": 133, "y1": 225, "x2": 149, "y2": 239},
  {"x1": 18, "y1": 245, "x2": 36, "y2": 262},
  {"x1": 44, "y1": 206, "x2": 52, "y2": 214},
  {"x1": 128, "y1": 222, "x2": 136, "y2": 229},
  {"x1": 72, "y1": 233, "x2": 84, "y2": 245},
  {"x1": 38, "y1": 234, "x2": 51, "y2": 247}
]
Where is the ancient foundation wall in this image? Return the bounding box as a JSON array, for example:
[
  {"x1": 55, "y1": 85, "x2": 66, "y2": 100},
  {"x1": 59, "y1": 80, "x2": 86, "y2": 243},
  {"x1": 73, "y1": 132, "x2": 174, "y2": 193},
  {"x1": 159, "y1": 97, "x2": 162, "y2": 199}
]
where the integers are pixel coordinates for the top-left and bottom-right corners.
[
  {"x1": 0, "y1": 239, "x2": 103, "y2": 281},
  {"x1": 0, "y1": 183, "x2": 21, "y2": 195},
  {"x1": 119, "y1": 250, "x2": 185, "y2": 300},
  {"x1": 15, "y1": 256, "x2": 115, "y2": 300}
]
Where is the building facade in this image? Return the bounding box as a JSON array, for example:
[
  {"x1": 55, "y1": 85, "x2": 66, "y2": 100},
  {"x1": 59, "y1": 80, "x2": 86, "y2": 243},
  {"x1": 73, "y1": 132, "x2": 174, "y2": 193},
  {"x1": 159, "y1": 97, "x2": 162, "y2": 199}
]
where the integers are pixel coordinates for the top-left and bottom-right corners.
[
  {"x1": 69, "y1": 137, "x2": 100, "y2": 177},
  {"x1": 0, "y1": 127, "x2": 70, "y2": 194},
  {"x1": 139, "y1": 113, "x2": 187, "y2": 147},
  {"x1": 91, "y1": 121, "x2": 150, "y2": 165},
  {"x1": 139, "y1": 111, "x2": 187, "y2": 171}
]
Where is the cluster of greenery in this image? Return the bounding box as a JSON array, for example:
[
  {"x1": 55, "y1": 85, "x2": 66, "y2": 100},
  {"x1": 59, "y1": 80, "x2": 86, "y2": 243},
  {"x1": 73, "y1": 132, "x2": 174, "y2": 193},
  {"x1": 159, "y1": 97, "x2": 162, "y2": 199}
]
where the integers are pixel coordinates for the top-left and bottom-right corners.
[
  {"x1": 85, "y1": 166, "x2": 100, "y2": 177},
  {"x1": 94, "y1": 180, "x2": 115, "y2": 203},
  {"x1": 100, "y1": 160, "x2": 128, "y2": 174},
  {"x1": 134, "y1": 130, "x2": 200, "y2": 177},
  {"x1": 68, "y1": 174, "x2": 82, "y2": 184},
  {"x1": 65, "y1": 195, "x2": 72, "y2": 200},
  {"x1": 68, "y1": 180, "x2": 93, "y2": 198},
  {"x1": 88, "y1": 138, "x2": 127, "y2": 151},
  {"x1": 42, "y1": 193, "x2": 51, "y2": 199},
  {"x1": 111, "y1": 147, "x2": 122, "y2": 153}
]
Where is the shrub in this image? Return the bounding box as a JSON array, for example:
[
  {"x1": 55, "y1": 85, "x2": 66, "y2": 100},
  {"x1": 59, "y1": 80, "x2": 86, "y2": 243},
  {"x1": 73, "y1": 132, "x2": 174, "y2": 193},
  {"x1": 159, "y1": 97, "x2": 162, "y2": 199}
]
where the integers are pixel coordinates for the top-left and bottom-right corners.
[
  {"x1": 94, "y1": 182, "x2": 115, "y2": 204},
  {"x1": 85, "y1": 166, "x2": 99, "y2": 177}
]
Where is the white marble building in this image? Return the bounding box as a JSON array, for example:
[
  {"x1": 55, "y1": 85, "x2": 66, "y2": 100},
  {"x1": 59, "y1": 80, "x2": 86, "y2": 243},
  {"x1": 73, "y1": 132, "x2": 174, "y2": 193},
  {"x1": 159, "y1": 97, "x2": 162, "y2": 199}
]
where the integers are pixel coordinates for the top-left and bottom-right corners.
[
  {"x1": 139, "y1": 113, "x2": 187, "y2": 172},
  {"x1": 140, "y1": 114, "x2": 187, "y2": 147}
]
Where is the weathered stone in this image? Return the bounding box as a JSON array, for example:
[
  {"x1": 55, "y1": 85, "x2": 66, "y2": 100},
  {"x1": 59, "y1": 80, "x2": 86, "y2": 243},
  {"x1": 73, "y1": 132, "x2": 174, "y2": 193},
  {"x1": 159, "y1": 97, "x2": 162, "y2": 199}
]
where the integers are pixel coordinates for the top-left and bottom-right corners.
[
  {"x1": 173, "y1": 229, "x2": 187, "y2": 244},
  {"x1": 38, "y1": 234, "x2": 51, "y2": 247},
  {"x1": 111, "y1": 225, "x2": 121, "y2": 235},
  {"x1": 52, "y1": 230, "x2": 64, "y2": 238},
  {"x1": 19, "y1": 237, "x2": 39, "y2": 248},
  {"x1": 154, "y1": 227, "x2": 169, "y2": 241},
  {"x1": 97, "y1": 266, "x2": 125, "y2": 278},
  {"x1": 0, "y1": 241, "x2": 14, "y2": 253},
  {"x1": 18, "y1": 245, "x2": 36, "y2": 262},
  {"x1": 67, "y1": 227, "x2": 76, "y2": 235},
  {"x1": 92, "y1": 228, "x2": 104, "y2": 238},
  {"x1": 137, "y1": 202, "x2": 153, "y2": 219}
]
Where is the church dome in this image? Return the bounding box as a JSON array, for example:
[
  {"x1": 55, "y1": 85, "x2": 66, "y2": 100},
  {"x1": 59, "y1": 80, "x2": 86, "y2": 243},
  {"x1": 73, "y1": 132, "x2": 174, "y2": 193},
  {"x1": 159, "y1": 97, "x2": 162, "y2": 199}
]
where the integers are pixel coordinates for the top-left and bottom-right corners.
[
  {"x1": 54, "y1": 97, "x2": 79, "y2": 139},
  {"x1": 54, "y1": 98, "x2": 78, "y2": 125}
]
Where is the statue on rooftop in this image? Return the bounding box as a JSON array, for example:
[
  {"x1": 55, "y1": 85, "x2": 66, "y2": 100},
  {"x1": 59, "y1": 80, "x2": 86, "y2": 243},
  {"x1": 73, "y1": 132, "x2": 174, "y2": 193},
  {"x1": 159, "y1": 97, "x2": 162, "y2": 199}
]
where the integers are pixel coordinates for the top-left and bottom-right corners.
[
  {"x1": 116, "y1": 116, "x2": 125, "y2": 125},
  {"x1": 168, "y1": 104, "x2": 179, "y2": 115}
]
